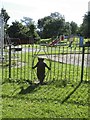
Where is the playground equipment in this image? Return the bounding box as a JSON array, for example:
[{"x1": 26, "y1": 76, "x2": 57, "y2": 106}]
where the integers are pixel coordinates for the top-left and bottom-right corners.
[
  {"x1": 48, "y1": 35, "x2": 65, "y2": 46},
  {"x1": 79, "y1": 36, "x2": 84, "y2": 47},
  {"x1": 40, "y1": 34, "x2": 85, "y2": 48},
  {"x1": 67, "y1": 35, "x2": 84, "y2": 48},
  {"x1": 48, "y1": 38, "x2": 60, "y2": 46}
]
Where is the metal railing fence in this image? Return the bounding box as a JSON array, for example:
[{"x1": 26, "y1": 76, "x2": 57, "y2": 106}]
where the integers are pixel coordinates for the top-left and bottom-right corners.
[{"x1": 1, "y1": 41, "x2": 89, "y2": 85}]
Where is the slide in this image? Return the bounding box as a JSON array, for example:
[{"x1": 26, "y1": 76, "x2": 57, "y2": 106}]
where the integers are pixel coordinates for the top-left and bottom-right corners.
[
  {"x1": 48, "y1": 39, "x2": 60, "y2": 46},
  {"x1": 48, "y1": 35, "x2": 64, "y2": 46}
]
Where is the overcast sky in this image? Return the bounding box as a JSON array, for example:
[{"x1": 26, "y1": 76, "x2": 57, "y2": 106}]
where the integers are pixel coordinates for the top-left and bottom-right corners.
[{"x1": 0, "y1": 0, "x2": 89, "y2": 25}]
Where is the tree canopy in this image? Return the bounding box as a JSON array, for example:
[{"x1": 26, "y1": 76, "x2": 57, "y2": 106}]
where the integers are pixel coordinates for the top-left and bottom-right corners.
[
  {"x1": 0, "y1": 8, "x2": 10, "y2": 24},
  {"x1": 37, "y1": 12, "x2": 65, "y2": 38},
  {"x1": 0, "y1": 8, "x2": 89, "y2": 40}
]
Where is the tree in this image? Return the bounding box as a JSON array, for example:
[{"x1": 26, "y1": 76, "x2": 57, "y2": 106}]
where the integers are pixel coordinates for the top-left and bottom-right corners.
[
  {"x1": 21, "y1": 17, "x2": 40, "y2": 40},
  {"x1": 7, "y1": 20, "x2": 40, "y2": 41},
  {"x1": 21, "y1": 17, "x2": 33, "y2": 26},
  {"x1": 7, "y1": 21, "x2": 28, "y2": 39},
  {"x1": 64, "y1": 22, "x2": 71, "y2": 36},
  {"x1": 0, "y1": 8, "x2": 10, "y2": 37},
  {"x1": 37, "y1": 12, "x2": 65, "y2": 38},
  {"x1": 50, "y1": 12, "x2": 65, "y2": 19},
  {"x1": 38, "y1": 16, "x2": 51, "y2": 32},
  {"x1": 70, "y1": 21, "x2": 78, "y2": 35},
  {"x1": 87, "y1": 11, "x2": 90, "y2": 38},
  {"x1": 79, "y1": 12, "x2": 89, "y2": 38},
  {"x1": 0, "y1": 8, "x2": 10, "y2": 23}
]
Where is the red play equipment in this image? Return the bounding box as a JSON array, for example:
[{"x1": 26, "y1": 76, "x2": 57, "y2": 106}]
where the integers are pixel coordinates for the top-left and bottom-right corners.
[{"x1": 48, "y1": 35, "x2": 64, "y2": 46}]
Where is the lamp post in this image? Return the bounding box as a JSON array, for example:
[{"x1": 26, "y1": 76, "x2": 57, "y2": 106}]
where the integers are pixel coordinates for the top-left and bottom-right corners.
[{"x1": 0, "y1": 16, "x2": 4, "y2": 60}]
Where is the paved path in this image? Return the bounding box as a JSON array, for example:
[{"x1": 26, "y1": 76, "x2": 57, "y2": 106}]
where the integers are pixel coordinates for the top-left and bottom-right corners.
[{"x1": 38, "y1": 54, "x2": 90, "y2": 67}]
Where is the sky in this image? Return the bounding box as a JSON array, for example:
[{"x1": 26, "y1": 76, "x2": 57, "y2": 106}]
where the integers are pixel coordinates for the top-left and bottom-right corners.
[{"x1": 0, "y1": 0, "x2": 89, "y2": 26}]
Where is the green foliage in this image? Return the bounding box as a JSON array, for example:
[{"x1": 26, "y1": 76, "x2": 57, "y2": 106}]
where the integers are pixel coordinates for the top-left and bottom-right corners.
[
  {"x1": 0, "y1": 8, "x2": 10, "y2": 37},
  {"x1": 70, "y1": 21, "x2": 78, "y2": 35},
  {"x1": 37, "y1": 12, "x2": 79, "y2": 39},
  {"x1": 38, "y1": 12, "x2": 65, "y2": 38},
  {"x1": 7, "y1": 20, "x2": 40, "y2": 40},
  {"x1": 0, "y1": 8, "x2": 10, "y2": 24},
  {"x1": 21, "y1": 17, "x2": 33, "y2": 26},
  {"x1": 7, "y1": 21, "x2": 28, "y2": 39},
  {"x1": 79, "y1": 12, "x2": 90, "y2": 38}
]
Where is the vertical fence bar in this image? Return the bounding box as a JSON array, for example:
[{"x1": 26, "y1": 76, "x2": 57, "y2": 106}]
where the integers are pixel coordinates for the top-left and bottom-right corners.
[
  {"x1": 76, "y1": 47, "x2": 80, "y2": 82},
  {"x1": 13, "y1": 46, "x2": 15, "y2": 79},
  {"x1": 45, "y1": 46, "x2": 50, "y2": 81},
  {"x1": 1, "y1": 43, "x2": 4, "y2": 81},
  {"x1": 5, "y1": 46, "x2": 8, "y2": 79},
  {"x1": 72, "y1": 47, "x2": 76, "y2": 81},
  {"x1": 87, "y1": 45, "x2": 90, "y2": 81},
  {"x1": 31, "y1": 44, "x2": 34, "y2": 80},
  {"x1": 57, "y1": 45, "x2": 60, "y2": 80},
  {"x1": 50, "y1": 46, "x2": 53, "y2": 80},
  {"x1": 68, "y1": 47, "x2": 72, "y2": 82},
  {"x1": 85, "y1": 48, "x2": 88, "y2": 80},
  {"x1": 27, "y1": 44, "x2": 29, "y2": 80},
  {"x1": 65, "y1": 46, "x2": 68, "y2": 81},
  {"x1": 54, "y1": 47, "x2": 56, "y2": 77},
  {"x1": 17, "y1": 48, "x2": 19, "y2": 79},
  {"x1": 61, "y1": 46, "x2": 64, "y2": 80},
  {"x1": 20, "y1": 44, "x2": 22, "y2": 80},
  {"x1": 81, "y1": 46, "x2": 85, "y2": 82},
  {"x1": 24, "y1": 45, "x2": 26, "y2": 80},
  {"x1": 9, "y1": 44, "x2": 11, "y2": 78}
]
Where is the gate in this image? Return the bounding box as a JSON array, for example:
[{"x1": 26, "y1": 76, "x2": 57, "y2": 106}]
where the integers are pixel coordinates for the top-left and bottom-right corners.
[{"x1": 1, "y1": 37, "x2": 90, "y2": 85}]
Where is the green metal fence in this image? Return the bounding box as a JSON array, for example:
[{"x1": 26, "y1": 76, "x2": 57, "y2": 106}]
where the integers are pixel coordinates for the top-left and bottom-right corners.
[{"x1": 2, "y1": 41, "x2": 89, "y2": 85}]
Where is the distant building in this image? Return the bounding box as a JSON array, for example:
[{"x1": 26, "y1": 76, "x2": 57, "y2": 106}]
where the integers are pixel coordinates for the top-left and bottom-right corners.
[{"x1": 4, "y1": 37, "x2": 35, "y2": 45}]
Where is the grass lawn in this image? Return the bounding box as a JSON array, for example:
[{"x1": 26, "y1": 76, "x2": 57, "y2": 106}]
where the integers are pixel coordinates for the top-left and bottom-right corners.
[{"x1": 2, "y1": 80, "x2": 89, "y2": 118}]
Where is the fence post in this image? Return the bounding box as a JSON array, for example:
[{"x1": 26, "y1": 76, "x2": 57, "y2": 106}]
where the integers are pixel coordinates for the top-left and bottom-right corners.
[
  {"x1": 81, "y1": 46, "x2": 85, "y2": 82},
  {"x1": 9, "y1": 44, "x2": 11, "y2": 78}
]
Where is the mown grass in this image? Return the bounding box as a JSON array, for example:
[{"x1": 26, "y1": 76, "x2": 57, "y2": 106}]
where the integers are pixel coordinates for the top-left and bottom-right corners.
[
  {"x1": 1, "y1": 42, "x2": 89, "y2": 119},
  {"x1": 2, "y1": 79, "x2": 89, "y2": 118}
]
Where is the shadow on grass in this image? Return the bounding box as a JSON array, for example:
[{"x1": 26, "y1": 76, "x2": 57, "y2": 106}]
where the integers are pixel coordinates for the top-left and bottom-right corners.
[
  {"x1": 2, "y1": 83, "x2": 88, "y2": 106},
  {"x1": 2, "y1": 79, "x2": 89, "y2": 106},
  {"x1": 66, "y1": 100, "x2": 88, "y2": 106},
  {"x1": 19, "y1": 83, "x2": 40, "y2": 94},
  {"x1": 19, "y1": 82, "x2": 48, "y2": 94},
  {"x1": 2, "y1": 95, "x2": 88, "y2": 106},
  {"x1": 61, "y1": 81, "x2": 82, "y2": 104}
]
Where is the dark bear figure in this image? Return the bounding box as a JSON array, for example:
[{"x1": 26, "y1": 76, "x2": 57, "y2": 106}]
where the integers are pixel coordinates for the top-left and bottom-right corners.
[{"x1": 32, "y1": 58, "x2": 51, "y2": 84}]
